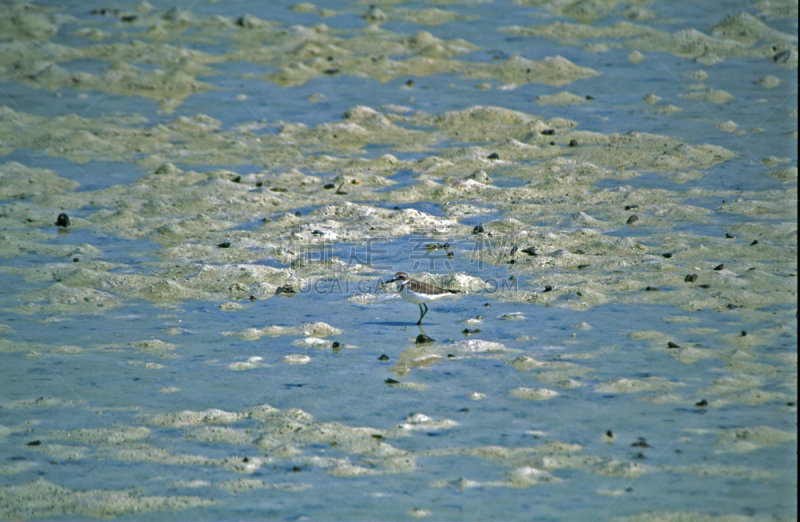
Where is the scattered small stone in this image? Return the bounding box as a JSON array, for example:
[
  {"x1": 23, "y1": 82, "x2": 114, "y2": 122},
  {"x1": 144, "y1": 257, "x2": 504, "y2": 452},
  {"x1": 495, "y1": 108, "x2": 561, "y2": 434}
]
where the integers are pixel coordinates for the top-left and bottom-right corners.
[
  {"x1": 521, "y1": 246, "x2": 538, "y2": 256},
  {"x1": 541, "y1": 129, "x2": 555, "y2": 135},
  {"x1": 385, "y1": 378, "x2": 400, "y2": 384},
  {"x1": 662, "y1": 253, "x2": 673, "y2": 258},
  {"x1": 249, "y1": 295, "x2": 256, "y2": 301},
  {"x1": 294, "y1": 211, "x2": 302, "y2": 217},
  {"x1": 270, "y1": 187, "x2": 287, "y2": 192},
  {"x1": 645, "y1": 286, "x2": 658, "y2": 291},
  {"x1": 459, "y1": 408, "x2": 470, "y2": 412},
  {"x1": 586, "y1": 95, "x2": 594, "y2": 100},
  {"x1": 626, "y1": 215, "x2": 639, "y2": 225},
  {"x1": 543, "y1": 285, "x2": 553, "y2": 292},
  {"x1": 507, "y1": 259, "x2": 516, "y2": 264},
  {"x1": 483, "y1": 303, "x2": 490, "y2": 307},
  {"x1": 577, "y1": 264, "x2": 590, "y2": 270},
  {"x1": 323, "y1": 183, "x2": 336, "y2": 189},
  {"x1": 487, "y1": 152, "x2": 500, "y2": 160},
  {"x1": 685, "y1": 274, "x2": 697, "y2": 283},
  {"x1": 73, "y1": 258, "x2": 79, "y2": 263},
  {"x1": 631, "y1": 438, "x2": 651, "y2": 448},
  {"x1": 55, "y1": 213, "x2": 70, "y2": 227},
  {"x1": 415, "y1": 334, "x2": 435, "y2": 344},
  {"x1": 406, "y1": 79, "x2": 414, "y2": 87},
  {"x1": 371, "y1": 434, "x2": 384, "y2": 440},
  {"x1": 462, "y1": 328, "x2": 481, "y2": 336},
  {"x1": 606, "y1": 430, "x2": 614, "y2": 438},
  {"x1": 255, "y1": 181, "x2": 262, "y2": 187},
  {"x1": 232, "y1": 175, "x2": 241, "y2": 183},
  {"x1": 275, "y1": 284, "x2": 296, "y2": 296},
  {"x1": 217, "y1": 241, "x2": 231, "y2": 248},
  {"x1": 667, "y1": 342, "x2": 680, "y2": 348},
  {"x1": 695, "y1": 399, "x2": 708, "y2": 408},
  {"x1": 378, "y1": 354, "x2": 389, "y2": 361},
  {"x1": 750, "y1": 240, "x2": 759, "y2": 246},
  {"x1": 741, "y1": 330, "x2": 747, "y2": 337},
  {"x1": 568, "y1": 139, "x2": 578, "y2": 147},
  {"x1": 698, "y1": 284, "x2": 710, "y2": 289},
  {"x1": 332, "y1": 341, "x2": 340, "y2": 348},
  {"x1": 725, "y1": 233, "x2": 735, "y2": 238},
  {"x1": 625, "y1": 204, "x2": 639, "y2": 210},
  {"x1": 472, "y1": 224, "x2": 485, "y2": 234},
  {"x1": 713, "y1": 264, "x2": 724, "y2": 270},
  {"x1": 26, "y1": 440, "x2": 41, "y2": 446}
]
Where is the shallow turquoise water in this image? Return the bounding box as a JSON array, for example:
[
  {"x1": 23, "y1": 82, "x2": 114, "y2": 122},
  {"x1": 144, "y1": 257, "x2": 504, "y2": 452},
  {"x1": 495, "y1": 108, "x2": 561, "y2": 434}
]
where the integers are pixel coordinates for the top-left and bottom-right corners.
[{"x1": 0, "y1": 0, "x2": 796, "y2": 520}]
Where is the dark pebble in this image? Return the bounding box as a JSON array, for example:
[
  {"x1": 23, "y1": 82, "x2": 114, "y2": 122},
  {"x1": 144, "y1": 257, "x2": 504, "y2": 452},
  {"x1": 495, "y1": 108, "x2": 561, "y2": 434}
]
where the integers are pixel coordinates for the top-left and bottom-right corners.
[
  {"x1": 406, "y1": 79, "x2": 414, "y2": 86},
  {"x1": 541, "y1": 129, "x2": 555, "y2": 135},
  {"x1": 713, "y1": 264, "x2": 724, "y2": 270},
  {"x1": 645, "y1": 286, "x2": 658, "y2": 291},
  {"x1": 232, "y1": 175, "x2": 241, "y2": 183},
  {"x1": 774, "y1": 49, "x2": 792, "y2": 63},
  {"x1": 249, "y1": 295, "x2": 256, "y2": 301},
  {"x1": 685, "y1": 274, "x2": 697, "y2": 283},
  {"x1": 294, "y1": 211, "x2": 302, "y2": 217},
  {"x1": 73, "y1": 258, "x2": 79, "y2": 263},
  {"x1": 626, "y1": 215, "x2": 639, "y2": 225},
  {"x1": 662, "y1": 253, "x2": 673, "y2": 259},
  {"x1": 385, "y1": 378, "x2": 400, "y2": 384},
  {"x1": 741, "y1": 330, "x2": 747, "y2": 337},
  {"x1": 698, "y1": 284, "x2": 710, "y2": 289},
  {"x1": 323, "y1": 183, "x2": 336, "y2": 189},
  {"x1": 585, "y1": 95, "x2": 594, "y2": 100},
  {"x1": 459, "y1": 408, "x2": 470, "y2": 412},
  {"x1": 378, "y1": 354, "x2": 389, "y2": 361},
  {"x1": 631, "y1": 438, "x2": 651, "y2": 448},
  {"x1": 750, "y1": 240, "x2": 759, "y2": 246},
  {"x1": 549, "y1": 141, "x2": 555, "y2": 146},
  {"x1": 371, "y1": 434, "x2": 383, "y2": 440},
  {"x1": 332, "y1": 342, "x2": 340, "y2": 348},
  {"x1": 415, "y1": 334, "x2": 434, "y2": 344},
  {"x1": 695, "y1": 399, "x2": 708, "y2": 408},
  {"x1": 55, "y1": 213, "x2": 70, "y2": 227},
  {"x1": 521, "y1": 246, "x2": 538, "y2": 256},
  {"x1": 472, "y1": 224, "x2": 484, "y2": 234},
  {"x1": 26, "y1": 440, "x2": 41, "y2": 446},
  {"x1": 255, "y1": 181, "x2": 263, "y2": 187},
  {"x1": 487, "y1": 152, "x2": 500, "y2": 160},
  {"x1": 725, "y1": 233, "x2": 735, "y2": 238},
  {"x1": 507, "y1": 259, "x2": 516, "y2": 264},
  {"x1": 667, "y1": 341, "x2": 680, "y2": 348},
  {"x1": 624, "y1": 204, "x2": 639, "y2": 210},
  {"x1": 577, "y1": 264, "x2": 590, "y2": 270},
  {"x1": 270, "y1": 187, "x2": 287, "y2": 192},
  {"x1": 217, "y1": 242, "x2": 231, "y2": 248},
  {"x1": 543, "y1": 285, "x2": 552, "y2": 292},
  {"x1": 322, "y1": 68, "x2": 339, "y2": 75},
  {"x1": 568, "y1": 139, "x2": 578, "y2": 147},
  {"x1": 483, "y1": 303, "x2": 490, "y2": 307},
  {"x1": 606, "y1": 430, "x2": 614, "y2": 438}
]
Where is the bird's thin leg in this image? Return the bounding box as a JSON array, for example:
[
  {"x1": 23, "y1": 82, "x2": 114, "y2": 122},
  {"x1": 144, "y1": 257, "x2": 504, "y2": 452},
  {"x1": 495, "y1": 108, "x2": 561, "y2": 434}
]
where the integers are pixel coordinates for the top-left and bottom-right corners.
[{"x1": 416, "y1": 303, "x2": 428, "y2": 325}]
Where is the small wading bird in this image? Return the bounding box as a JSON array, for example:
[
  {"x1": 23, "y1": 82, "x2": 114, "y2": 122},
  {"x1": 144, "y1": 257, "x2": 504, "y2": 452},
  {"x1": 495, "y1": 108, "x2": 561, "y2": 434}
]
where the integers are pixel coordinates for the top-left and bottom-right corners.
[{"x1": 385, "y1": 272, "x2": 460, "y2": 325}]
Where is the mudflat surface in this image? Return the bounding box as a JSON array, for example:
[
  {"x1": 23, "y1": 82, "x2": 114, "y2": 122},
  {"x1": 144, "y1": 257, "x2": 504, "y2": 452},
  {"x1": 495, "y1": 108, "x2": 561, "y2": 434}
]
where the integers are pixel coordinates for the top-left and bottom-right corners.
[{"x1": 0, "y1": 0, "x2": 796, "y2": 520}]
